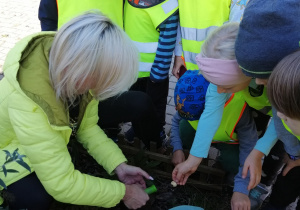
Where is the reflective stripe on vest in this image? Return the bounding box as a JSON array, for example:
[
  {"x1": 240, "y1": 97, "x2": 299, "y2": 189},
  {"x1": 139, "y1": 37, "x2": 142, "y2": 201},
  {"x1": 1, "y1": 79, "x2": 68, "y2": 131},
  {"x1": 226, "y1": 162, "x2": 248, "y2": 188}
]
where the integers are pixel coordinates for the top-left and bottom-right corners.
[
  {"x1": 237, "y1": 87, "x2": 272, "y2": 116},
  {"x1": 124, "y1": 0, "x2": 178, "y2": 78},
  {"x1": 178, "y1": 0, "x2": 231, "y2": 70},
  {"x1": 181, "y1": 26, "x2": 218, "y2": 67},
  {"x1": 189, "y1": 93, "x2": 247, "y2": 143},
  {"x1": 282, "y1": 120, "x2": 300, "y2": 140},
  {"x1": 57, "y1": 0, "x2": 123, "y2": 29}
]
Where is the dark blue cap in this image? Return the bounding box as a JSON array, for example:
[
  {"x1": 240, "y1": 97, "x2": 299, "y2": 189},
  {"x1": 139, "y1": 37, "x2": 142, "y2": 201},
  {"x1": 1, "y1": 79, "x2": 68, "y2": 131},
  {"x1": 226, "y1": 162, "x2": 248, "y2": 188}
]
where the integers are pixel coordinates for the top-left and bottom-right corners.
[{"x1": 235, "y1": 0, "x2": 300, "y2": 78}]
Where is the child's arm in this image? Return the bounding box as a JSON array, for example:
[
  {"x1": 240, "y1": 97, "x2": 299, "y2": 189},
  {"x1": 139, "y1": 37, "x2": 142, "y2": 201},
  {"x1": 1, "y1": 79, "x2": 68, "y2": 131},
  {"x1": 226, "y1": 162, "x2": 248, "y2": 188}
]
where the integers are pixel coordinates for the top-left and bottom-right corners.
[
  {"x1": 174, "y1": 25, "x2": 183, "y2": 57},
  {"x1": 231, "y1": 105, "x2": 258, "y2": 198},
  {"x1": 173, "y1": 25, "x2": 184, "y2": 79},
  {"x1": 172, "y1": 84, "x2": 229, "y2": 184},
  {"x1": 170, "y1": 112, "x2": 184, "y2": 152},
  {"x1": 170, "y1": 112, "x2": 186, "y2": 165},
  {"x1": 190, "y1": 84, "x2": 228, "y2": 158},
  {"x1": 242, "y1": 118, "x2": 278, "y2": 190},
  {"x1": 150, "y1": 13, "x2": 179, "y2": 82}
]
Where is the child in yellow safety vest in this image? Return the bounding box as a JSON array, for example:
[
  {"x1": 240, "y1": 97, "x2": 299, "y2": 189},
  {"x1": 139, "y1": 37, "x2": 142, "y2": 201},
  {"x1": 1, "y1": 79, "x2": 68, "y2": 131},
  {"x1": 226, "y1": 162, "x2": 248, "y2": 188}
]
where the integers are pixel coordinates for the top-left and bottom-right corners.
[
  {"x1": 235, "y1": 0, "x2": 300, "y2": 208},
  {"x1": 171, "y1": 68, "x2": 258, "y2": 188},
  {"x1": 171, "y1": 22, "x2": 271, "y2": 210},
  {"x1": 264, "y1": 50, "x2": 300, "y2": 210}
]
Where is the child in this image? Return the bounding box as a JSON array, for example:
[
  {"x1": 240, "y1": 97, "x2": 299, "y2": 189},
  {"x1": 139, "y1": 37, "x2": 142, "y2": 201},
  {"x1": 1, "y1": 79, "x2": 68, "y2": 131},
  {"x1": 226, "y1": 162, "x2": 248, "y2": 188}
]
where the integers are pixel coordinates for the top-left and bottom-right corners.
[
  {"x1": 264, "y1": 50, "x2": 300, "y2": 209},
  {"x1": 234, "y1": 0, "x2": 300, "y2": 209},
  {"x1": 171, "y1": 22, "x2": 271, "y2": 209},
  {"x1": 268, "y1": 51, "x2": 300, "y2": 137},
  {"x1": 123, "y1": 0, "x2": 179, "y2": 148},
  {"x1": 171, "y1": 69, "x2": 257, "y2": 186},
  {"x1": 172, "y1": 0, "x2": 247, "y2": 75}
]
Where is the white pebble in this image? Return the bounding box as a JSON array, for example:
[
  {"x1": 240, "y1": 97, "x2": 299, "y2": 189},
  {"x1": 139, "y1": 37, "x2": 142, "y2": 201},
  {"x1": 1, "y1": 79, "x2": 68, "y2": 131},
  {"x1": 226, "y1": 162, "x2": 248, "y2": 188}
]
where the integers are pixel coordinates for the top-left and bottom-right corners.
[{"x1": 171, "y1": 181, "x2": 177, "y2": 187}]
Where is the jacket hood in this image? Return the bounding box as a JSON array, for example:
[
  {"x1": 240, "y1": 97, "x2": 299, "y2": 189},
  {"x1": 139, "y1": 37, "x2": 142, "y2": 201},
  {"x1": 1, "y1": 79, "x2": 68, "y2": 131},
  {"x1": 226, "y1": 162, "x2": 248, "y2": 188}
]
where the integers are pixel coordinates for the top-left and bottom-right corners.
[{"x1": 3, "y1": 32, "x2": 69, "y2": 126}]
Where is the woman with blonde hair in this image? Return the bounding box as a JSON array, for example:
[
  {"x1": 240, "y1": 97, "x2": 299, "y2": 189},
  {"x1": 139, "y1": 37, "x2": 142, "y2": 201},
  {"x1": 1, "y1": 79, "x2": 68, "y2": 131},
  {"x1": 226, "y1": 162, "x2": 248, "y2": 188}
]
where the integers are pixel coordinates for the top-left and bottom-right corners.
[{"x1": 0, "y1": 11, "x2": 151, "y2": 209}]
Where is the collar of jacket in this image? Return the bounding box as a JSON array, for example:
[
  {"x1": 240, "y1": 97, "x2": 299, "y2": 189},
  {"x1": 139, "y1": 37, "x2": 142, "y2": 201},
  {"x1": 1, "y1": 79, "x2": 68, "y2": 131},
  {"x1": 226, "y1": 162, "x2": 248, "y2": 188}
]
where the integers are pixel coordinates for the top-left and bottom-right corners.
[{"x1": 3, "y1": 32, "x2": 93, "y2": 127}]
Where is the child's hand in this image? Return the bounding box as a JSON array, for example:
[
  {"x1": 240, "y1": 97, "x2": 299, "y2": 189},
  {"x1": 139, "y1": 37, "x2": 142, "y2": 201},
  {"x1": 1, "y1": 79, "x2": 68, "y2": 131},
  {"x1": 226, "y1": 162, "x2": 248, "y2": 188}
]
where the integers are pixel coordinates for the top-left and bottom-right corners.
[
  {"x1": 172, "y1": 150, "x2": 186, "y2": 166},
  {"x1": 172, "y1": 56, "x2": 185, "y2": 79},
  {"x1": 172, "y1": 154, "x2": 202, "y2": 185},
  {"x1": 242, "y1": 149, "x2": 264, "y2": 190},
  {"x1": 231, "y1": 192, "x2": 250, "y2": 210},
  {"x1": 282, "y1": 158, "x2": 300, "y2": 176}
]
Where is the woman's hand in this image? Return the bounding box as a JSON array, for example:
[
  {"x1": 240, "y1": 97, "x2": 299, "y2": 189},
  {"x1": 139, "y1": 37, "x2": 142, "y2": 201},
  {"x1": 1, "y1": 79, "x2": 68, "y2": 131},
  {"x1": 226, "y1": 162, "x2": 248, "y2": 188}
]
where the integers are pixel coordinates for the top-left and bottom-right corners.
[
  {"x1": 123, "y1": 184, "x2": 149, "y2": 209},
  {"x1": 242, "y1": 149, "x2": 264, "y2": 190},
  {"x1": 172, "y1": 154, "x2": 202, "y2": 185},
  {"x1": 115, "y1": 163, "x2": 152, "y2": 189},
  {"x1": 231, "y1": 192, "x2": 250, "y2": 210},
  {"x1": 172, "y1": 150, "x2": 186, "y2": 166}
]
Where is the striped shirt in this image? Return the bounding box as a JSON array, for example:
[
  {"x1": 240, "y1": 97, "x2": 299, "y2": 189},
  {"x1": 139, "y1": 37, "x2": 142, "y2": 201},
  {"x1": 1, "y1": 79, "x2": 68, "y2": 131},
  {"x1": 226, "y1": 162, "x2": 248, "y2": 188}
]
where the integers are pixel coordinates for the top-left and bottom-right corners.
[{"x1": 150, "y1": 12, "x2": 178, "y2": 82}]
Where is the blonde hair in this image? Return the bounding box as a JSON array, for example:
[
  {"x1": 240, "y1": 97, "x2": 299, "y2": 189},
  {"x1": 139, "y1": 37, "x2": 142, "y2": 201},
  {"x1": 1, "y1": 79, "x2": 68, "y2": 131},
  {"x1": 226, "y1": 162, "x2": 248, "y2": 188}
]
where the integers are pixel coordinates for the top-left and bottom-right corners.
[
  {"x1": 201, "y1": 22, "x2": 239, "y2": 60},
  {"x1": 268, "y1": 50, "x2": 300, "y2": 119},
  {"x1": 49, "y1": 11, "x2": 139, "y2": 104}
]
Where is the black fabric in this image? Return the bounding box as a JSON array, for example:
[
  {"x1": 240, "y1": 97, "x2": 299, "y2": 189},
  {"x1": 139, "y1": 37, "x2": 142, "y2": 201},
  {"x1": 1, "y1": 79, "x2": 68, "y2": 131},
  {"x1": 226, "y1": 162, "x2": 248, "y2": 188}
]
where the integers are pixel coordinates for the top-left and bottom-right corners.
[
  {"x1": 38, "y1": 0, "x2": 58, "y2": 31},
  {"x1": 130, "y1": 77, "x2": 169, "y2": 130},
  {"x1": 98, "y1": 90, "x2": 161, "y2": 148},
  {"x1": 6, "y1": 173, "x2": 53, "y2": 210},
  {"x1": 261, "y1": 141, "x2": 286, "y2": 186},
  {"x1": 265, "y1": 166, "x2": 300, "y2": 209}
]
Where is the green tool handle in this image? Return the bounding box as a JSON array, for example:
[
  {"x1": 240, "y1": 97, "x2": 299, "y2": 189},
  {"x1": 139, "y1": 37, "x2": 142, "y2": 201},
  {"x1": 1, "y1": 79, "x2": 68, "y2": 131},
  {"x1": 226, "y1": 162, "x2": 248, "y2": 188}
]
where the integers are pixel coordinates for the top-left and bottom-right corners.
[{"x1": 144, "y1": 185, "x2": 157, "y2": 194}]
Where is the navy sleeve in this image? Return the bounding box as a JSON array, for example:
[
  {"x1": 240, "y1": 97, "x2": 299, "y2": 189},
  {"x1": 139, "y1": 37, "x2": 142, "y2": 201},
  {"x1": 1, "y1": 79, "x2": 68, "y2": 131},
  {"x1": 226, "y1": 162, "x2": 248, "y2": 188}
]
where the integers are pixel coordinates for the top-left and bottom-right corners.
[
  {"x1": 38, "y1": 0, "x2": 58, "y2": 31},
  {"x1": 170, "y1": 112, "x2": 184, "y2": 152}
]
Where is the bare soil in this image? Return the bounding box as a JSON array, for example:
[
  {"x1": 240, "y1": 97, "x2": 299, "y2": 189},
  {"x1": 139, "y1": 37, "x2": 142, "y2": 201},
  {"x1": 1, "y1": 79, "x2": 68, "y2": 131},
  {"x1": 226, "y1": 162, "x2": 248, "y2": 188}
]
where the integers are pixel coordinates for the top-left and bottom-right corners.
[{"x1": 50, "y1": 141, "x2": 233, "y2": 210}]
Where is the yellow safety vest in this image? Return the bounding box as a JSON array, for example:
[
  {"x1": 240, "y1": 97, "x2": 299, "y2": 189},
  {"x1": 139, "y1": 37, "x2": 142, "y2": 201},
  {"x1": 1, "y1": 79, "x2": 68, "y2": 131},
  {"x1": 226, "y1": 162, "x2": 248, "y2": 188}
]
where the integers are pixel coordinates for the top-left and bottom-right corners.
[
  {"x1": 124, "y1": 0, "x2": 178, "y2": 78},
  {"x1": 179, "y1": 0, "x2": 231, "y2": 70},
  {"x1": 57, "y1": 0, "x2": 124, "y2": 29},
  {"x1": 237, "y1": 87, "x2": 272, "y2": 116},
  {"x1": 282, "y1": 121, "x2": 300, "y2": 140},
  {"x1": 189, "y1": 93, "x2": 246, "y2": 143}
]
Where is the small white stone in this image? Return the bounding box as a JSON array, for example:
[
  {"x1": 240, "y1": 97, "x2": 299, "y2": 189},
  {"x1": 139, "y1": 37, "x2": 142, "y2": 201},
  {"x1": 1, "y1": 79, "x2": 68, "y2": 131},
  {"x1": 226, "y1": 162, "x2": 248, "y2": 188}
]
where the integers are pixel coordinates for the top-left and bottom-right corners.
[{"x1": 171, "y1": 181, "x2": 177, "y2": 187}]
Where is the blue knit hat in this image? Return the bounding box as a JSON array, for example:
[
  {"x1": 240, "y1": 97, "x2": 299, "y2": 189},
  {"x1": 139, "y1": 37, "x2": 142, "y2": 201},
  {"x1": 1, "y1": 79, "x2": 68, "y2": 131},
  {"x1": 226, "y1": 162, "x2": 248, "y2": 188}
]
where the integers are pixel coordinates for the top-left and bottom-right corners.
[
  {"x1": 235, "y1": 0, "x2": 300, "y2": 78},
  {"x1": 174, "y1": 70, "x2": 209, "y2": 121}
]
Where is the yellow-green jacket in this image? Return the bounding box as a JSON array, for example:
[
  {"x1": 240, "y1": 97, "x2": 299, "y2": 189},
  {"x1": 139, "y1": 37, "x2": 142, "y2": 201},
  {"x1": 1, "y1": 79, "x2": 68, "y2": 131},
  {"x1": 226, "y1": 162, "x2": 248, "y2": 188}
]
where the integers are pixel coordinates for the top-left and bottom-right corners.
[{"x1": 0, "y1": 32, "x2": 127, "y2": 207}]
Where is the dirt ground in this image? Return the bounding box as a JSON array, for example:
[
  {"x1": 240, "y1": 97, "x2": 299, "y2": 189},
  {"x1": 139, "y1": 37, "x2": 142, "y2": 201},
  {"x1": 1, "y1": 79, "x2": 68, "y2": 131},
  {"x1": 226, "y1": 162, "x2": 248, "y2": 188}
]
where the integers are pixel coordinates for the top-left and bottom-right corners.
[
  {"x1": 49, "y1": 135, "x2": 300, "y2": 210},
  {"x1": 50, "y1": 140, "x2": 233, "y2": 210}
]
